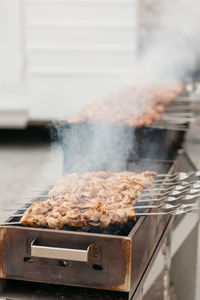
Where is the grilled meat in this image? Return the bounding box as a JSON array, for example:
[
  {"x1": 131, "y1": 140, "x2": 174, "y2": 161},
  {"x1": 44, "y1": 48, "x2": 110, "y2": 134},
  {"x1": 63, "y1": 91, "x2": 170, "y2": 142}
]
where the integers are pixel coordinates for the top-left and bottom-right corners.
[
  {"x1": 68, "y1": 82, "x2": 183, "y2": 127},
  {"x1": 20, "y1": 171, "x2": 156, "y2": 229}
]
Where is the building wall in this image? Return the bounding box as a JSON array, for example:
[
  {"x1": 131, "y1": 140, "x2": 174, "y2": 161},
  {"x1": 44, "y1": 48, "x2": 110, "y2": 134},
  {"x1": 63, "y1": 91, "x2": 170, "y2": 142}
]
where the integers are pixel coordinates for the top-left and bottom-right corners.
[{"x1": 0, "y1": 0, "x2": 138, "y2": 127}]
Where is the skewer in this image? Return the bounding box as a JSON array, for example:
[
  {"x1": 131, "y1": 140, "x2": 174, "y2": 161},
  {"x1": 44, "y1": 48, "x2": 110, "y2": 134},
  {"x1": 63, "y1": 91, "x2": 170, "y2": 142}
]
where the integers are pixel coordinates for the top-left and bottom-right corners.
[
  {"x1": 143, "y1": 183, "x2": 191, "y2": 194},
  {"x1": 0, "y1": 209, "x2": 26, "y2": 212},
  {"x1": 151, "y1": 181, "x2": 200, "y2": 191},
  {"x1": 164, "y1": 109, "x2": 193, "y2": 115},
  {"x1": 166, "y1": 100, "x2": 191, "y2": 105},
  {"x1": 188, "y1": 208, "x2": 200, "y2": 213},
  {"x1": 21, "y1": 194, "x2": 48, "y2": 198},
  {"x1": 135, "y1": 210, "x2": 184, "y2": 216},
  {"x1": 153, "y1": 116, "x2": 192, "y2": 122},
  {"x1": 165, "y1": 108, "x2": 191, "y2": 112},
  {"x1": 152, "y1": 118, "x2": 192, "y2": 124},
  {"x1": 2, "y1": 172, "x2": 200, "y2": 220},
  {"x1": 135, "y1": 203, "x2": 200, "y2": 216},
  {"x1": 163, "y1": 113, "x2": 192, "y2": 119},
  {"x1": 0, "y1": 222, "x2": 21, "y2": 226},
  {"x1": 136, "y1": 203, "x2": 197, "y2": 210},
  {"x1": 7, "y1": 186, "x2": 200, "y2": 215},
  {"x1": 1, "y1": 214, "x2": 23, "y2": 218},
  {"x1": 11, "y1": 184, "x2": 200, "y2": 208},
  {"x1": 139, "y1": 189, "x2": 200, "y2": 203},
  {"x1": 1, "y1": 207, "x2": 199, "y2": 226},
  {"x1": 176, "y1": 96, "x2": 200, "y2": 102},
  {"x1": 21, "y1": 179, "x2": 200, "y2": 197},
  {"x1": 155, "y1": 173, "x2": 193, "y2": 182},
  {"x1": 148, "y1": 124, "x2": 187, "y2": 131},
  {"x1": 7, "y1": 203, "x2": 199, "y2": 218},
  {"x1": 9, "y1": 183, "x2": 200, "y2": 207},
  {"x1": 160, "y1": 119, "x2": 193, "y2": 124},
  {"x1": 156, "y1": 171, "x2": 200, "y2": 179},
  {"x1": 8, "y1": 187, "x2": 200, "y2": 211},
  {"x1": 20, "y1": 172, "x2": 200, "y2": 194},
  {"x1": 2, "y1": 194, "x2": 199, "y2": 218},
  {"x1": 162, "y1": 113, "x2": 193, "y2": 118}
]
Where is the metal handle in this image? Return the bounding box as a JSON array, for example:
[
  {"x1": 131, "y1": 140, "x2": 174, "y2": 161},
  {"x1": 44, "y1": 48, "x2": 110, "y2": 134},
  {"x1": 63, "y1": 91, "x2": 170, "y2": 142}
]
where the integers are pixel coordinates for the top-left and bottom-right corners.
[{"x1": 31, "y1": 240, "x2": 95, "y2": 262}]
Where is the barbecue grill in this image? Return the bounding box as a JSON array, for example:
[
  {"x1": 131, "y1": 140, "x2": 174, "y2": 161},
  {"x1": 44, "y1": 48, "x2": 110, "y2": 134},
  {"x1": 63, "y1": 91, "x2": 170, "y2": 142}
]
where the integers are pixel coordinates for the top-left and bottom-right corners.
[
  {"x1": 0, "y1": 159, "x2": 177, "y2": 300},
  {"x1": 53, "y1": 86, "x2": 195, "y2": 173},
  {"x1": 0, "y1": 83, "x2": 199, "y2": 299},
  {"x1": 0, "y1": 155, "x2": 200, "y2": 300}
]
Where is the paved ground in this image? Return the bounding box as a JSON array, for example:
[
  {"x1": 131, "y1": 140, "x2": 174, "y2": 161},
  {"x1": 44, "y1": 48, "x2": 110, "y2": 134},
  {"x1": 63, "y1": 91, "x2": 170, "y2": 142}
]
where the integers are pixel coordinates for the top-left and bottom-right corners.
[
  {"x1": 0, "y1": 128, "x2": 63, "y2": 218},
  {"x1": 1, "y1": 124, "x2": 200, "y2": 299}
]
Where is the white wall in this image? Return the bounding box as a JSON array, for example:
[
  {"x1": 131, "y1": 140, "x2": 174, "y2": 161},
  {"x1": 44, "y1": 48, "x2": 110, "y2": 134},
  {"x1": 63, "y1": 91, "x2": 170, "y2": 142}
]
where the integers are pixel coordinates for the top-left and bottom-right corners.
[{"x1": 0, "y1": 0, "x2": 138, "y2": 127}]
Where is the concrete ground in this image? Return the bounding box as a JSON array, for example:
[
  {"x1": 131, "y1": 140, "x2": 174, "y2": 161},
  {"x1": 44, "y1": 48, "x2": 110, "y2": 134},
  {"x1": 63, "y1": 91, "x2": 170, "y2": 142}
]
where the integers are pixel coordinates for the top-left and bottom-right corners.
[
  {"x1": 0, "y1": 124, "x2": 199, "y2": 299},
  {"x1": 0, "y1": 127, "x2": 63, "y2": 218}
]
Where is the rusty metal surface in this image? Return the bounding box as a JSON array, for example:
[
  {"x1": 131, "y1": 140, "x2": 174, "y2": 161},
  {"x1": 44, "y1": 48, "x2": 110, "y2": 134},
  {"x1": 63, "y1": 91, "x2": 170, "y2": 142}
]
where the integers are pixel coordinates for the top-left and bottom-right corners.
[{"x1": 0, "y1": 226, "x2": 131, "y2": 292}]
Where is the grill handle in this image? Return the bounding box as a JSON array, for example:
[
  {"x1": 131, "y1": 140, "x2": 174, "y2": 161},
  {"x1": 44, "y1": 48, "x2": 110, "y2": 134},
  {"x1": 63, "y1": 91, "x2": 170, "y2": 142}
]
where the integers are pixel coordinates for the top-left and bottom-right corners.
[{"x1": 31, "y1": 240, "x2": 95, "y2": 263}]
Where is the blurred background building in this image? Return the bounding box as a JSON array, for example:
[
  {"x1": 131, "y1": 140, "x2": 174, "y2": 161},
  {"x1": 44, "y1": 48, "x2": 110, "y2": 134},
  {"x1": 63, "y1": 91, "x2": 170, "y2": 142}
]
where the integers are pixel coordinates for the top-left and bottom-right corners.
[
  {"x1": 3, "y1": 0, "x2": 195, "y2": 128},
  {"x1": 0, "y1": 0, "x2": 140, "y2": 128}
]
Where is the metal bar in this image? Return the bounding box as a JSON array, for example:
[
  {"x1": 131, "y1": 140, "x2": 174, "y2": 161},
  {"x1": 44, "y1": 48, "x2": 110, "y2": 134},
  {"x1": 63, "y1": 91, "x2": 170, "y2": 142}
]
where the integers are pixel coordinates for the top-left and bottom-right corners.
[
  {"x1": 147, "y1": 125, "x2": 187, "y2": 131},
  {"x1": 25, "y1": 178, "x2": 200, "y2": 197},
  {"x1": 0, "y1": 209, "x2": 199, "y2": 225},
  {"x1": 31, "y1": 240, "x2": 94, "y2": 262},
  {"x1": 7, "y1": 205, "x2": 199, "y2": 219},
  {"x1": 141, "y1": 190, "x2": 200, "y2": 203},
  {"x1": 163, "y1": 113, "x2": 193, "y2": 118},
  {"x1": 176, "y1": 96, "x2": 200, "y2": 102},
  {"x1": 0, "y1": 202, "x2": 196, "y2": 217},
  {"x1": 147, "y1": 124, "x2": 188, "y2": 131},
  {"x1": 0, "y1": 222, "x2": 20, "y2": 226},
  {"x1": 135, "y1": 207, "x2": 200, "y2": 216},
  {"x1": 140, "y1": 187, "x2": 193, "y2": 201},
  {"x1": 188, "y1": 208, "x2": 200, "y2": 213},
  {"x1": 156, "y1": 171, "x2": 197, "y2": 181}
]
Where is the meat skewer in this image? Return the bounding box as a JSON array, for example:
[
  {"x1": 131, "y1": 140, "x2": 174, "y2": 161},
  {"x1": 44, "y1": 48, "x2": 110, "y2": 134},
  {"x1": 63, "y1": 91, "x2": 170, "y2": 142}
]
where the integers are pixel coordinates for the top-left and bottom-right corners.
[
  {"x1": 68, "y1": 82, "x2": 183, "y2": 127},
  {"x1": 20, "y1": 171, "x2": 156, "y2": 229}
]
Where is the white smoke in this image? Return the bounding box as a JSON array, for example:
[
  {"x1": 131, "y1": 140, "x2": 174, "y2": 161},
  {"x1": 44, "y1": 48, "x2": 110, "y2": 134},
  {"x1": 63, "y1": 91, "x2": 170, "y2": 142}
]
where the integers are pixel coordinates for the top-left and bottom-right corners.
[
  {"x1": 59, "y1": 0, "x2": 200, "y2": 173},
  {"x1": 134, "y1": 0, "x2": 200, "y2": 82}
]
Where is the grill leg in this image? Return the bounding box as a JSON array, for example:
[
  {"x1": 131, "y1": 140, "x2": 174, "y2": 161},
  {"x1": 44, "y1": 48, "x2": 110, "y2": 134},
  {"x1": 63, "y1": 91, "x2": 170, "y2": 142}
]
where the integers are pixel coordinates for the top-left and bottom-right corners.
[{"x1": 162, "y1": 232, "x2": 172, "y2": 300}]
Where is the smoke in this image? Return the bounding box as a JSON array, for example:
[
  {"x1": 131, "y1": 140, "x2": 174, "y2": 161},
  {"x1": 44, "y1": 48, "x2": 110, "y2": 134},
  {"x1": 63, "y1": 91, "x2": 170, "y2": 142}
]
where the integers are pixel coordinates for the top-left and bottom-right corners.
[
  {"x1": 56, "y1": 0, "x2": 200, "y2": 174},
  {"x1": 135, "y1": 0, "x2": 200, "y2": 81},
  {"x1": 59, "y1": 123, "x2": 136, "y2": 173}
]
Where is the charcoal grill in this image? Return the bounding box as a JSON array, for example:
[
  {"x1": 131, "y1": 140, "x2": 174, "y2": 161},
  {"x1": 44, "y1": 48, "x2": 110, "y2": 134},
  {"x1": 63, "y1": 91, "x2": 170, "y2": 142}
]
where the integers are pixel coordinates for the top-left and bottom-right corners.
[
  {"x1": 0, "y1": 159, "x2": 177, "y2": 300},
  {"x1": 52, "y1": 93, "x2": 193, "y2": 173}
]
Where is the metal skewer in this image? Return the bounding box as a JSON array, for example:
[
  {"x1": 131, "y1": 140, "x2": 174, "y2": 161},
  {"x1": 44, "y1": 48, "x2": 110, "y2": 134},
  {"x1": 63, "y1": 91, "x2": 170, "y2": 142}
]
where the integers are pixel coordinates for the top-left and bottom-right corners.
[
  {"x1": 1, "y1": 171, "x2": 200, "y2": 226},
  {"x1": 4, "y1": 189, "x2": 200, "y2": 214},
  {"x1": 0, "y1": 222, "x2": 21, "y2": 226},
  {"x1": 1, "y1": 192, "x2": 200, "y2": 219},
  {"x1": 20, "y1": 179, "x2": 200, "y2": 198},
  {"x1": 1, "y1": 207, "x2": 199, "y2": 226},
  {"x1": 6, "y1": 203, "x2": 198, "y2": 218},
  {"x1": 135, "y1": 206, "x2": 199, "y2": 216}
]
